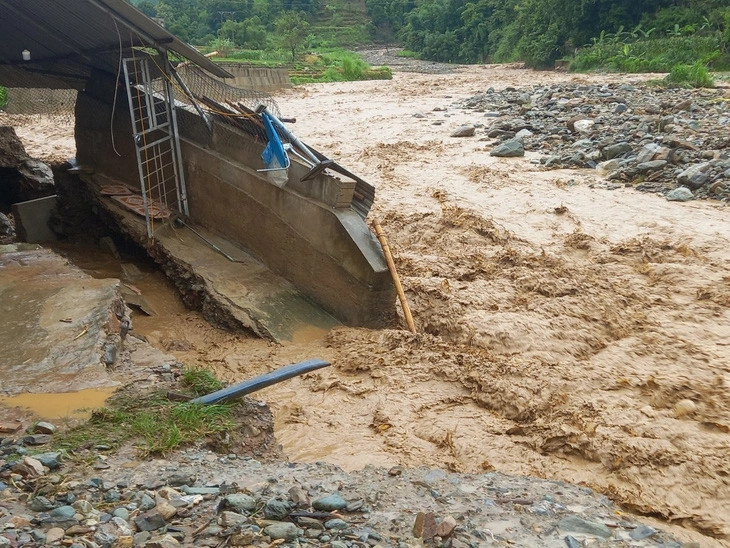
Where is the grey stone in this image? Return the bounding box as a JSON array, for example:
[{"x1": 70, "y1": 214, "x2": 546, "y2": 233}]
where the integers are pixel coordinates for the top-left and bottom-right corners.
[
  {"x1": 49, "y1": 505, "x2": 76, "y2": 520},
  {"x1": 181, "y1": 485, "x2": 220, "y2": 496},
  {"x1": 134, "y1": 492, "x2": 157, "y2": 511},
  {"x1": 112, "y1": 508, "x2": 130, "y2": 521},
  {"x1": 93, "y1": 529, "x2": 117, "y2": 547},
  {"x1": 21, "y1": 434, "x2": 52, "y2": 445},
  {"x1": 324, "y1": 519, "x2": 348, "y2": 530},
  {"x1": 602, "y1": 142, "x2": 632, "y2": 160},
  {"x1": 220, "y1": 511, "x2": 248, "y2": 527},
  {"x1": 134, "y1": 510, "x2": 167, "y2": 532},
  {"x1": 264, "y1": 498, "x2": 291, "y2": 520},
  {"x1": 614, "y1": 103, "x2": 628, "y2": 114},
  {"x1": 630, "y1": 525, "x2": 657, "y2": 540},
  {"x1": 636, "y1": 143, "x2": 662, "y2": 163},
  {"x1": 515, "y1": 128, "x2": 533, "y2": 139},
  {"x1": 166, "y1": 473, "x2": 194, "y2": 487},
  {"x1": 636, "y1": 160, "x2": 667, "y2": 172},
  {"x1": 312, "y1": 494, "x2": 347, "y2": 512},
  {"x1": 557, "y1": 515, "x2": 611, "y2": 538},
  {"x1": 450, "y1": 125, "x2": 476, "y2": 137},
  {"x1": 224, "y1": 493, "x2": 258, "y2": 514},
  {"x1": 30, "y1": 495, "x2": 55, "y2": 512},
  {"x1": 18, "y1": 159, "x2": 55, "y2": 192},
  {"x1": 666, "y1": 187, "x2": 693, "y2": 202},
  {"x1": 104, "y1": 489, "x2": 121, "y2": 503},
  {"x1": 288, "y1": 486, "x2": 310, "y2": 509},
  {"x1": 144, "y1": 533, "x2": 181, "y2": 548},
  {"x1": 33, "y1": 451, "x2": 62, "y2": 469},
  {"x1": 263, "y1": 522, "x2": 299, "y2": 541},
  {"x1": 33, "y1": 421, "x2": 56, "y2": 434},
  {"x1": 73, "y1": 500, "x2": 94, "y2": 515},
  {"x1": 490, "y1": 139, "x2": 524, "y2": 158},
  {"x1": 677, "y1": 162, "x2": 711, "y2": 189}
]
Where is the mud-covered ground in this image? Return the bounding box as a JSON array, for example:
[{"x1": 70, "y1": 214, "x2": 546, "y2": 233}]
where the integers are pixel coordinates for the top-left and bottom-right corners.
[{"x1": 4, "y1": 58, "x2": 729, "y2": 546}]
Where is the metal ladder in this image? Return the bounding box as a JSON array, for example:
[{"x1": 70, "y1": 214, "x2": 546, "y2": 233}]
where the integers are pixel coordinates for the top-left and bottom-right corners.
[{"x1": 122, "y1": 53, "x2": 188, "y2": 238}]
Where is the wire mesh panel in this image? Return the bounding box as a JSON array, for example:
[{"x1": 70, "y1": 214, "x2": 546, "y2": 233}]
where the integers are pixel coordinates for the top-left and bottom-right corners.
[
  {"x1": 174, "y1": 63, "x2": 281, "y2": 119},
  {"x1": 122, "y1": 55, "x2": 188, "y2": 237}
]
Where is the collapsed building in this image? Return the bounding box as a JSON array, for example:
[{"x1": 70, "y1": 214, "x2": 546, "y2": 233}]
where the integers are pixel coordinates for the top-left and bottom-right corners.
[{"x1": 0, "y1": 0, "x2": 396, "y2": 341}]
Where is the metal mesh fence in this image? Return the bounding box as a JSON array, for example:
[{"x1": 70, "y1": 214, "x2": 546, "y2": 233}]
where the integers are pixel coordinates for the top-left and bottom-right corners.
[
  {"x1": 174, "y1": 64, "x2": 281, "y2": 119},
  {"x1": 3, "y1": 88, "x2": 77, "y2": 124}
]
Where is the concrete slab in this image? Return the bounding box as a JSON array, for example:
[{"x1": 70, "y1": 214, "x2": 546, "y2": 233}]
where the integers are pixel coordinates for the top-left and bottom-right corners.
[
  {"x1": 12, "y1": 194, "x2": 58, "y2": 243},
  {"x1": 152, "y1": 222, "x2": 341, "y2": 342},
  {"x1": 83, "y1": 178, "x2": 341, "y2": 342},
  {"x1": 0, "y1": 244, "x2": 122, "y2": 395}
]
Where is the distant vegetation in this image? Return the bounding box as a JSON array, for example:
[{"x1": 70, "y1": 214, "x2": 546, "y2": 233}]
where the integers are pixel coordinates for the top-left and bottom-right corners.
[{"x1": 127, "y1": 0, "x2": 729, "y2": 84}]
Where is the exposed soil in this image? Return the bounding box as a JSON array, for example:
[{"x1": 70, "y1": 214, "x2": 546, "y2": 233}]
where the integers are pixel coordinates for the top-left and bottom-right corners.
[{"x1": 3, "y1": 57, "x2": 730, "y2": 546}]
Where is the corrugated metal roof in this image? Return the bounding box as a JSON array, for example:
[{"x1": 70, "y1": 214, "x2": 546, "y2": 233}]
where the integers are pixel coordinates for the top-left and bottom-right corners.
[{"x1": 0, "y1": 0, "x2": 231, "y2": 88}]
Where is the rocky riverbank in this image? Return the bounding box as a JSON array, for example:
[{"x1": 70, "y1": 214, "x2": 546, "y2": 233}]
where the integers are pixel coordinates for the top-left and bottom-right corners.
[
  {"x1": 1, "y1": 413, "x2": 692, "y2": 548},
  {"x1": 456, "y1": 82, "x2": 730, "y2": 201}
]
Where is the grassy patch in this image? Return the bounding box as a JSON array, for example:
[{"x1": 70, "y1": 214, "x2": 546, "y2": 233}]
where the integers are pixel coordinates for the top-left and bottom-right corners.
[
  {"x1": 665, "y1": 62, "x2": 715, "y2": 87},
  {"x1": 289, "y1": 50, "x2": 392, "y2": 83},
  {"x1": 569, "y1": 35, "x2": 729, "y2": 73},
  {"x1": 52, "y1": 368, "x2": 234, "y2": 457}
]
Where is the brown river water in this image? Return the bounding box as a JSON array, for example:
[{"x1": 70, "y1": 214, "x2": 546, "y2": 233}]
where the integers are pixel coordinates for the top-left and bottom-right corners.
[{"x1": 2, "y1": 63, "x2": 729, "y2": 546}]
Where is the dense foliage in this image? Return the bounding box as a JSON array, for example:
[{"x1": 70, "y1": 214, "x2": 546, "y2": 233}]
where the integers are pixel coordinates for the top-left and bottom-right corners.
[
  {"x1": 128, "y1": 0, "x2": 730, "y2": 72},
  {"x1": 365, "y1": 0, "x2": 730, "y2": 68}
]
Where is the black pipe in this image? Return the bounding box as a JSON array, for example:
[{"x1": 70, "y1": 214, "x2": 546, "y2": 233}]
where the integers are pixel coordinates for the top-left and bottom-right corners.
[{"x1": 189, "y1": 359, "x2": 331, "y2": 405}]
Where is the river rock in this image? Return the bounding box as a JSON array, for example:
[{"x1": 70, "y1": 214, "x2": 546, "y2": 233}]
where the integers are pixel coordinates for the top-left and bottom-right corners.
[
  {"x1": 33, "y1": 421, "x2": 57, "y2": 434},
  {"x1": 677, "y1": 162, "x2": 711, "y2": 189},
  {"x1": 573, "y1": 119, "x2": 595, "y2": 134},
  {"x1": 223, "y1": 493, "x2": 258, "y2": 514},
  {"x1": 33, "y1": 451, "x2": 62, "y2": 469},
  {"x1": 636, "y1": 160, "x2": 667, "y2": 172},
  {"x1": 263, "y1": 522, "x2": 298, "y2": 541},
  {"x1": 666, "y1": 187, "x2": 693, "y2": 201},
  {"x1": 30, "y1": 496, "x2": 54, "y2": 512},
  {"x1": 450, "y1": 125, "x2": 475, "y2": 137},
  {"x1": 45, "y1": 527, "x2": 65, "y2": 544},
  {"x1": 264, "y1": 498, "x2": 291, "y2": 520},
  {"x1": 325, "y1": 518, "x2": 348, "y2": 530},
  {"x1": 558, "y1": 515, "x2": 612, "y2": 538},
  {"x1": 134, "y1": 510, "x2": 167, "y2": 532},
  {"x1": 220, "y1": 510, "x2": 248, "y2": 527},
  {"x1": 490, "y1": 138, "x2": 524, "y2": 157},
  {"x1": 602, "y1": 142, "x2": 632, "y2": 160},
  {"x1": 144, "y1": 533, "x2": 181, "y2": 548},
  {"x1": 313, "y1": 493, "x2": 347, "y2": 511}
]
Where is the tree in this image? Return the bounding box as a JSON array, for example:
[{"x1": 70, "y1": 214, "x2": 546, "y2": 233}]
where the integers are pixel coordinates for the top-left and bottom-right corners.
[{"x1": 275, "y1": 11, "x2": 310, "y2": 60}]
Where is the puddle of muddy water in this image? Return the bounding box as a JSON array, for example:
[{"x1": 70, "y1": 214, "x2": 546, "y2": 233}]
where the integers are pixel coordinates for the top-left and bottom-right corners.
[{"x1": 0, "y1": 387, "x2": 118, "y2": 420}]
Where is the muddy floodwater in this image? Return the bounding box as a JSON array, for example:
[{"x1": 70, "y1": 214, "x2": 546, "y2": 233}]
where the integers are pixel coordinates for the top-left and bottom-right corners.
[{"x1": 4, "y1": 64, "x2": 730, "y2": 547}]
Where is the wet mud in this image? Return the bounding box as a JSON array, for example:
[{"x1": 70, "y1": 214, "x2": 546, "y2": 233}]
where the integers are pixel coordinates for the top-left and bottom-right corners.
[{"x1": 4, "y1": 64, "x2": 729, "y2": 546}]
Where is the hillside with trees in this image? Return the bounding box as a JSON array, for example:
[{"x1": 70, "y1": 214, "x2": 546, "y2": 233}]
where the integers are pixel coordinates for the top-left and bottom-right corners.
[{"x1": 127, "y1": 0, "x2": 730, "y2": 81}]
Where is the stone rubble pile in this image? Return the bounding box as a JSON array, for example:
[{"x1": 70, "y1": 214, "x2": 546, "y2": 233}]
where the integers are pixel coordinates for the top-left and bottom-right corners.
[
  {"x1": 0, "y1": 421, "x2": 695, "y2": 548},
  {"x1": 455, "y1": 83, "x2": 730, "y2": 201}
]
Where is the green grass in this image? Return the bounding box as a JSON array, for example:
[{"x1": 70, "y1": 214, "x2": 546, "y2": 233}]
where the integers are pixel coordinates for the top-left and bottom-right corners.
[
  {"x1": 569, "y1": 35, "x2": 730, "y2": 73},
  {"x1": 52, "y1": 367, "x2": 234, "y2": 457},
  {"x1": 665, "y1": 61, "x2": 715, "y2": 87},
  {"x1": 214, "y1": 49, "x2": 292, "y2": 67},
  {"x1": 289, "y1": 49, "x2": 392, "y2": 83}
]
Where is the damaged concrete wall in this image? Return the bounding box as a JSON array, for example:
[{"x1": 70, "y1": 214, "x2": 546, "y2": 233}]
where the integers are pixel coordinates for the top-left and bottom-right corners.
[{"x1": 74, "y1": 69, "x2": 395, "y2": 328}]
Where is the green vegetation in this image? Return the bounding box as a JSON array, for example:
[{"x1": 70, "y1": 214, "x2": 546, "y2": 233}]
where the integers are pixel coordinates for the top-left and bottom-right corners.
[
  {"x1": 365, "y1": 0, "x2": 730, "y2": 70},
  {"x1": 126, "y1": 0, "x2": 730, "y2": 76},
  {"x1": 0, "y1": 86, "x2": 6, "y2": 110},
  {"x1": 288, "y1": 50, "x2": 392, "y2": 83},
  {"x1": 665, "y1": 61, "x2": 715, "y2": 87},
  {"x1": 570, "y1": 35, "x2": 725, "y2": 73},
  {"x1": 52, "y1": 367, "x2": 234, "y2": 457}
]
